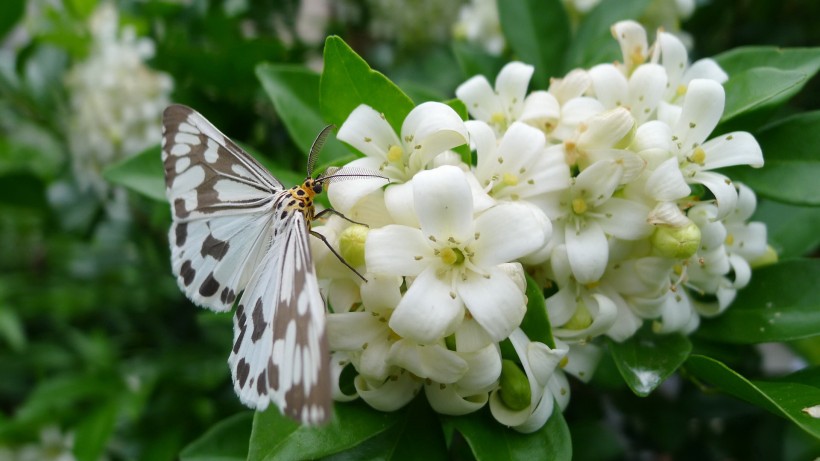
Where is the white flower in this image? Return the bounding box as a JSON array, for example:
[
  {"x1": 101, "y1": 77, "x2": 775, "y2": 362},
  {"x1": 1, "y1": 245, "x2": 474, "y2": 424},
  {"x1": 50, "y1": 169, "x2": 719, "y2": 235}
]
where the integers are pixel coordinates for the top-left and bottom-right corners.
[
  {"x1": 65, "y1": 3, "x2": 172, "y2": 195},
  {"x1": 365, "y1": 165, "x2": 548, "y2": 343},
  {"x1": 588, "y1": 62, "x2": 668, "y2": 124},
  {"x1": 456, "y1": 62, "x2": 535, "y2": 134},
  {"x1": 453, "y1": 0, "x2": 505, "y2": 56},
  {"x1": 330, "y1": 102, "x2": 468, "y2": 214},
  {"x1": 468, "y1": 120, "x2": 571, "y2": 210},
  {"x1": 661, "y1": 79, "x2": 764, "y2": 218}
]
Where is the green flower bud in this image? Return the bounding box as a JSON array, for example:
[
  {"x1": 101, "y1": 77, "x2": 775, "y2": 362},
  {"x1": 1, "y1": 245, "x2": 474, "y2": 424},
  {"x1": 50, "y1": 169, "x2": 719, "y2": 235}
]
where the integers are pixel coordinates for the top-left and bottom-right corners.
[
  {"x1": 563, "y1": 301, "x2": 593, "y2": 330},
  {"x1": 499, "y1": 360, "x2": 531, "y2": 411},
  {"x1": 339, "y1": 224, "x2": 369, "y2": 268},
  {"x1": 651, "y1": 222, "x2": 701, "y2": 259}
]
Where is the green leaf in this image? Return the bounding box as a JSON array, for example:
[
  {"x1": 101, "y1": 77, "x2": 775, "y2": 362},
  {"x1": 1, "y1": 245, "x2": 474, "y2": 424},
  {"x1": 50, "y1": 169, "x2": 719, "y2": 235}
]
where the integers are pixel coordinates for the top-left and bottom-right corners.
[
  {"x1": 696, "y1": 259, "x2": 820, "y2": 344},
  {"x1": 247, "y1": 401, "x2": 401, "y2": 461},
  {"x1": 73, "y1": 402, "x2": 119, "y2": 461},
  {"x1": 102, "y1": 145, "x2": 165, "y2": 202},
  {"x1": 320, "y1": 36, "x2": 415, "y2": 135},
  {"x1": 722, "y1": 111, "x2": 820, "y2": 206},
  {"x1": 0, "y1": 0, "x2": 25, "y2": 46},
  {"x1": 563, "y1": 0, "x2": 650, "y2": 71},
  {"x1": 608, "y1": 326, "x2": 692, "y2": 397},
  {"x1": 521, "y1": 273, "x2": 555, "y2": 349},
  {"x1": 179, "y1": 412, "x2": 253, "y2": 461},
  {"x1": 451, "y1": 41, "x2": 507, "y2": 81},
  {"x1": 446, "y1": 404, "x2": 571, "y2": 461},
  {"x1": 720, "y1": 67, "x2": 807, "y2": 124},
  {"x1": 685, "y1": 354, "x2": 820, "y2": 439},
  {"x1": 716, "y1": 46, "x2": 820, "y2": 81},
  {"x1": 255, "y1": 63, "x2": 348, "y2": 163},
  {"x1": 497, "y1": 0, "x2": 570, "y2": 89},
  {"x1": 753, "y1": 199, "x2": 820, "y2": 259}
]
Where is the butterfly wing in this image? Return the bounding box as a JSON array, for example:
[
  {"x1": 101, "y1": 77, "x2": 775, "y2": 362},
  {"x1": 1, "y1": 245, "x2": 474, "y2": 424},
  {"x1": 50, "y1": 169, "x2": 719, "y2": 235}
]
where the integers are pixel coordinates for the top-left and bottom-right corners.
[
  {"x1": 162, "y1": 104, "x2": 283, "y2": 312},
  {"x1": 228, "y1": 211, "x2": 331, "y2": 424}
]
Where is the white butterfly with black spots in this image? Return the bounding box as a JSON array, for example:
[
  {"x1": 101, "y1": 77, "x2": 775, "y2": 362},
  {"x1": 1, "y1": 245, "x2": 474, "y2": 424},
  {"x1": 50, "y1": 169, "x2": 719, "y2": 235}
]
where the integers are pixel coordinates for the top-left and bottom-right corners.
[{"x1": 162, "y1": 104, "x2": 372, "y2": 425}]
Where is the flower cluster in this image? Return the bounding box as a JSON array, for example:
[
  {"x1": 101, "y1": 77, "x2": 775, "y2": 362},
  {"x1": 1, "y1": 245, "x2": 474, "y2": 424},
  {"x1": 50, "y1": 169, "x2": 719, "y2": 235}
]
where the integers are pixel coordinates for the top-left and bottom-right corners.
[
  {"x1": 317, "y1": 20, "x2": 767, "y2": 432},
  {"x1": 65, "y1": 3, "x2": 173, "y2": 195}
]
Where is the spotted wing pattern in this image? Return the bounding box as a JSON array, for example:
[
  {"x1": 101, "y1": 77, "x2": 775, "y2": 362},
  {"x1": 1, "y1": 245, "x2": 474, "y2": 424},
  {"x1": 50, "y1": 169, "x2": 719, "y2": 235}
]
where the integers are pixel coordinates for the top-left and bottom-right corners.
[{"x1": 162, "y1": 104, "x2": 331, "y2": 424}]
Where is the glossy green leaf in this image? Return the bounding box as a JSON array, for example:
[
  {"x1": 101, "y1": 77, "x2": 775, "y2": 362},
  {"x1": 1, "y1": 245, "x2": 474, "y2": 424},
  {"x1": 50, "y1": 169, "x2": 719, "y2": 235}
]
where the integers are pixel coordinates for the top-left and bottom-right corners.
[
  {"x1": 720, "y1": 68, "x2": 807, "y2": 123},
  {"x1": 256, "y1": 63, "x2": 348, "y2": 163},
  {"x1": 102, "y1": 145, "x2": 165, "y2": 202},
  {"x1": 521, "y1": 273, "x2": 555, "y2": 349},
  {"x1": 608, "y1": 326, "x2": 692, "y2": 397},
  {"x1": 320, "y1": 36, "x2": 415, "y2": 135},
  {"x1": 685, "y1": 354, "x2": 820, "y2": 439},
  {"x1": 497, "y1": 0, "x2": 570, "y2": 89},
  {"x1": 0, "y1": 0, "x2": 25, "y2": 38},
  {"x1": 696, "y1": 260, "x2": 820, "y2": 344},
  {"x1": 179, "y1": 412, "x2": 253, "y2": 461},
  {"x1": 247, "y1": 401, "x2": 401, "y2": 461},
  {"x1": 722, "y1": 111, "x2": 820, "y2": 206},
  {"x1": 451, "y1": 41, "x2": 506, "y2": 80},
  {"x1": 753, "y1": 199, "x2": 820, "y2": 259},
  {"x1": 446, "y1": 404, "x2": 571, "y2": 461},
  {"x1": 716, "y1": 46, "x2": 820, "y2": 81},
  {"x1": 563, "y1": 0, "x2": 650, "y2": 71}
]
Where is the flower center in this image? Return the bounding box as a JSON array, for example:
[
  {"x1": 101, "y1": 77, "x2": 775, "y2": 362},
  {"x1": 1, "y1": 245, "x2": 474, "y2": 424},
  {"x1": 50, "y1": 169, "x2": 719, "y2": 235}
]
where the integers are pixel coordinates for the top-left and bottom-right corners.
[
  {"x1": 689, "y1": 146, "x2": 706, "y2": 166},
  {"x1": 387, "y1": 145, "x2": 404, "y2": 163},
  {"x1": 571, "y1": 197, "x2": 588, "y2": 215},
  {"x1": 439, "y1": 247, "x2": 465, "y2": 266}
]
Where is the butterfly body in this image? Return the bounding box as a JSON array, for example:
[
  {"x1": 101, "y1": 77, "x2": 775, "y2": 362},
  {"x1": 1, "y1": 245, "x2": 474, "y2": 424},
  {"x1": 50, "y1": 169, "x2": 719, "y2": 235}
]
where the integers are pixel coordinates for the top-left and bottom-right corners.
[{"x1": 162, "y1": 104, "x2": 332, "y2": 424}]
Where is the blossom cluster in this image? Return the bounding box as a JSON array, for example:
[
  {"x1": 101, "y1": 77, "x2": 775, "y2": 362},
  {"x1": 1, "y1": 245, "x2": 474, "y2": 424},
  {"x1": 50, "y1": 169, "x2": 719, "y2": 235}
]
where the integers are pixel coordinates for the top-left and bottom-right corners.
[
  {"x1": 316, "y1": 20, "x2": 767, "y2": 432},
  {"x1": 65, "y1": 3, "x2": 173, "y2": 196}
]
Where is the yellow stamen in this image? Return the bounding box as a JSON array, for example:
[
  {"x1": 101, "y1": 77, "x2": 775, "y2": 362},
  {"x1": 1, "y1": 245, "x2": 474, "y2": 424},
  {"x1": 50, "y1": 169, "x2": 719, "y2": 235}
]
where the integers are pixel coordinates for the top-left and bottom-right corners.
[
  {"x1": 572, "y1": 197, "x2": 588, "y2": 214},
  {"x1": 725, "y1": 233, "x2": 734, "y2": 246},
  {"x1": 690, "y1": 146, "x2": 706, "y2": 166},
  {"x1": 502, "y1": 172, "x2": 518, "y2": 186},
  {"x1": 387, "y1": 145, "x2": 404, "y2": 163}
]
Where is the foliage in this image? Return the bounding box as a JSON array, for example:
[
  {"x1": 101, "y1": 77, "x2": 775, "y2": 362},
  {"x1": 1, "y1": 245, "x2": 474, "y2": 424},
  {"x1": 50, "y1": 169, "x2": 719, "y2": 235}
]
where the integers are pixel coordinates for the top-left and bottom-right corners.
[{"x1": 0, "y1": 0, "x2": 818, "y2": 460}]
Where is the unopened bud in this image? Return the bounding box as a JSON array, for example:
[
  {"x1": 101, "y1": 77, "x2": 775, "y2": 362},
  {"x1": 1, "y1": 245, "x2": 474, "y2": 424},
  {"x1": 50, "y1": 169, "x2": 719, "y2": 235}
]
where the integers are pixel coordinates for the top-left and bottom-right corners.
[
  {"x1": 499, "y1": 360, "x2": 531, "y2": 411},
  {"x1": 339, "y1": 224, "x2": 369, "y2": 268},
  {"x1": 651, "y1": 222, "x2": 701, "y2": 259}
]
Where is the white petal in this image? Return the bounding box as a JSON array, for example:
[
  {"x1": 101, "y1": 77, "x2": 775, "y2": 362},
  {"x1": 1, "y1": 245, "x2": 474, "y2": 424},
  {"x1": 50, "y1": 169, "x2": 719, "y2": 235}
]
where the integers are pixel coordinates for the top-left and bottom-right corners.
[
  {"x1": 684, "y1": 58, "x2": 728, "y2": 85},
  {"x1": 692, "y1": 171, "x2": 738, "y2": 219},
  {"x1": 552, "y1": 97, "x2": 605, "y2": 140},
  {"x1": 387, "y1": 339, "x2": 468, "y2": 383},
  {"x1": 554, "y1": 292, "x2": 618, "y2": 340},
  {"x1": 577, "y1": 107, "x2": 635, "y2": 150},
  {"x1": 414, "y1": 165, "x2": 474, "y2": 242},
  {"x1": 455, "y1": 318, "x2": 495, "y2": 353},
  {"x1": 628, "y1": 64, "x2": 668, "y2": 123},
  {"x1": 595, "y1": 198, "x2": 652, "y2": 240},
  {"x1": 473, "y1": 202, "x2": 549, "y2": 266},
  {"x1": 647, "y1": 201, "x2": 690, "y2": 227},
  {"x1": 355, "y1": 372, "x2": 419, "y2": 411},
  {"x1": 456, "y1": 75, "x2": 502, "y2": 122},
  {"x1": 657, "y1": 31, "x2": 688, "y2": 91},
  {"x1": 495, "y1": 122, "x2": 547, "y2": 175},
  {"x1": 565, "y1": 219, "x2": 608, "y2": 284},
  {"x1": 327, "y1": 157, "x2": 388, "y2": 214},
  {"x1": 425, "y1": 382, "x2": 488, "y2": 415},
  {"x1": 561, "y1": 342, "x2": 602, "y2": 383},
  {"x1": 358, "y1": 334, "x2": 394, "y2": 380},
  {"x1": 326, "y1": 312, "x2": 384, "y2": 350},
  {"x1": 702, "y1": 131, "x2": 764, "y2": 169},
  {"x1": 589, "y1": 64, "x2": 628, "y2": 109},
  {"x1": 489, "y1": 388, "x2": 531, "y2": 427},
  {"x1": 467, "y1": 120, "x2": 500, "y2": 183},
  {"x1": 330, "y1": 352, "x2": 358, "y2": 402},
  {"x1": 383, "y1": 181, "x2": 419, "y2": 227},
  {"x1": 520, "y1": 91, "x2": 560, "y2": 128},
  {"x1": 732, "y1": 182, "x2": 758, "y2": 222},
  {"x1": 646, "y1": 157, "x2": 691, "y2": 201},
  {"x1": 402, "y1": 102, "x2": 469, "y2": 170},
  {"x1": 337, "y1": 104, "x2": 400, "y2": 159},
  {"x1": 495, "y1": 62, "x2": 534, "y2": 118},
  {"x1": 513, "y1": 392, "x2": 554, "y2": 434},
  {"x1": 673, "y1": 79, "x2": 725, "y2": 153},
  {"x1": 605, "y1": 294, "x2": 643, "y2": 342},
  {"x1": 574, "y1": 160, "x2": 623, "y2": 206},
  {"x1": 729, "y1": 221, "x2": 767, "y2": 260},
  {"x1": 547, "y1": 371, "x2": 571, "y2": 410},
  {"x1": 457, "y1": 343, "x2": 503, "y2": 392},
  {"x1": 728, "y1": 253, "x2": 752, "y2": 289},
  {"x1": 546, "y1": 283, "x2": 578, "y2": 327},
  {"x1": 360, "y1": 273, "x2": 403, "y2": 314},
  {"x1": 365, "y1": 225, "x2": 431, "y2": 276},
  {"x1": 458, "y1": 267, "x2": 526, "y2": 342},
  {"x1": 527, "y1": 342, "x2": 567, "y2": 385},
  {"x1": 611, "y1": 20, "x2": 648, "y2": 70},
  {"x1": 549, "y1": 68, "x2": 591, "y2": 103},
  {"x1": 390, "y1": 266, "x2": 464, "y2": 343},
  {"x1": 633, "y1": 120, "x2": 672, "y2": 153}
]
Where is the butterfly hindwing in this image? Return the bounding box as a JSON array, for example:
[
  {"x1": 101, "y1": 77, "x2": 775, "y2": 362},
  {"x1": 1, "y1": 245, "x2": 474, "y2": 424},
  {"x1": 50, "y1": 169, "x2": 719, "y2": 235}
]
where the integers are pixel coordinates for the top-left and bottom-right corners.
[{"x1": 228, "y1": 211, "x2": 331, "y2": 424}]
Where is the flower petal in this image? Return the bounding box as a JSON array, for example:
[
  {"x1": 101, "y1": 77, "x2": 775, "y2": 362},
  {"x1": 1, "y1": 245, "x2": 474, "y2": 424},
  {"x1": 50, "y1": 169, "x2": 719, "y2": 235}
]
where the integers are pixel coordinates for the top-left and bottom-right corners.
[
  {"x1": 390, "y1": 266, "x2": 463, "y2": 343},
  {"x1": 473, "y1": 202, "x2": 549, "y2": 266},
  {"x1": 645, "y1": 157, "x2": 690, "y2": 201},
  {"x1": 355, "y1": 372, "x2": 419, "y2": 411},
  {"x1": 692, "y1": 170, "x2": 738, "y2": 219},
  {"x1": 589, "y1": 64, "x2": 628, "y2": 110},
  {"x1": 457, "y1": 343, "x2": 502, "y2": 392},
  {"x1": 458, "y1": 266, "x2": 526, "y2": 342},
  {"x1": 326, "y1": 312, "x2": 383, "y2": 350},
  {"x1": 327, "y1": 157, "x2": 389, "y2": 214},
  {"x1": 383, "y1": 181, "x2": 419, "y2": 227},
  {"x1": 595, "y1": 198, "x2": 652, "y2": 240},
  {"x1": 520, "y1": 91, "x2": 560, "y2": 128},
  {"x1": 387, "y1": 339, "x2": 468, "y2": 383},
  {"x1": 684, "y1": 58, "x2": 728, "y2": 85},
  {"x1": 561, "y1": 342, "x2": 602, "y2": 383},
  {"x1": 365, "y1": 225, "x2": 431, "y2": 276},
  {"x1": 337, "y1": 104, "x2": 401, "y2": 159},
  {"x1": 611, "y1": 20, "x2": 648, "y2": 70},
  {"x1": 672, "y1": 79, "x2": 725, "y2": 153},
  {"x1": 414, "y1": 165, "x2": 474, "y2": 242},
  {"x1": 402, "y1": 102, "x2": 469, "y2": 170},
  {"x1": 425, "y1": 382, "x2": 488, "y2": 415},
  {"x1": 657, "y1": 31, "x2": 689, "y2": 90},
  {"x1": 495, "y1": 62, "x2": 534, "y2": 118},
  {"x1": 702, "y1": 131, "x2": 763, "y2": 169},
  {"x1": 456, "y1": 75, "x2": 502, "y2": 122},
  {"x1": 628, "y1": 63, "x2": 668, "y2": 123},
  {"x1": 565, "y1": 218, "x2": 608, "y2": 284},
  {"x1": 360, "y1": 273, "x2": 403, "y2": 314}
]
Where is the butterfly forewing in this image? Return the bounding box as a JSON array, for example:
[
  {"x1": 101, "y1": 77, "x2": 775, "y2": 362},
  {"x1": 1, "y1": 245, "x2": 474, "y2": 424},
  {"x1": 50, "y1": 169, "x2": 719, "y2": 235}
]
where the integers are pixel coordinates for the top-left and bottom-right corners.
[{"x1": 162, "y1": 104, "x2": 331, "y2": 424}]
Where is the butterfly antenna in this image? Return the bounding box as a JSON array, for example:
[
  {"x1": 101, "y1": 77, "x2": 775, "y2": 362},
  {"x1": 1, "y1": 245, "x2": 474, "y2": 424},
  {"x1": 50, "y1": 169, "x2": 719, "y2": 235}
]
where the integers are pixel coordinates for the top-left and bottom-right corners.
[{"x1": 307, "y1": 125, "x2": 335, "y2": 178}]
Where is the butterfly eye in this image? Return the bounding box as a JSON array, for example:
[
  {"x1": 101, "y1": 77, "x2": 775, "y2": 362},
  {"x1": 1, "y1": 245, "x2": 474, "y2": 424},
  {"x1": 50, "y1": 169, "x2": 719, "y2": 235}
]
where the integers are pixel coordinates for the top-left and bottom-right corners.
[{"x1": 312, "y1": 183, "x2": 323, "y2": 194}]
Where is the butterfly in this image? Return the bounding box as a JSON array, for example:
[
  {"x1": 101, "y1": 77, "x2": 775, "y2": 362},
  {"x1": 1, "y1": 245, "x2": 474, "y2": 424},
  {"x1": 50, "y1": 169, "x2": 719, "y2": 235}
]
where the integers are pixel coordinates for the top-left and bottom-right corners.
[{"x1": 161, "y1": 104, "x2": 376, "y2": 424}]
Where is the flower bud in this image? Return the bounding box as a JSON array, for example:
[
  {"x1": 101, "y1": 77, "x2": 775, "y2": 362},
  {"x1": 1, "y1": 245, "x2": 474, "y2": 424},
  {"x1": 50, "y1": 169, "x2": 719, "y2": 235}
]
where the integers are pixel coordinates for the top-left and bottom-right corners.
[
  {"x1": 651, "y1": 222, "x2": 701, "y2": 259},
  {"x1": 499, "y1": 360, "x2": 531, "y2": 411},
  {"x1": 339, "y1": 224, "x2": 369, "y2": 268}
]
